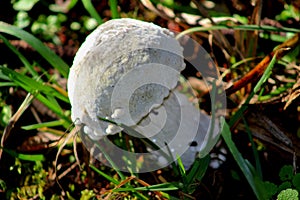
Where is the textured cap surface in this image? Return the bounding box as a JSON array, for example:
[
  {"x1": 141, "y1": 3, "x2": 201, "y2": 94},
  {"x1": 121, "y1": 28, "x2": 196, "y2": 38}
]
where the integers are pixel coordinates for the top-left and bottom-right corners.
[{"x1": 68, "y1": 18, "x2": 185, "y2": 140}]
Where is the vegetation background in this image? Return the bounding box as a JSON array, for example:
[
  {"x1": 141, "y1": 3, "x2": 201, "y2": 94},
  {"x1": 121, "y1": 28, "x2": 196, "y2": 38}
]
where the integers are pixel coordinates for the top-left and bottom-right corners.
[{"x1": 0, "y1": 0, "x2": 299, "y2": 199}]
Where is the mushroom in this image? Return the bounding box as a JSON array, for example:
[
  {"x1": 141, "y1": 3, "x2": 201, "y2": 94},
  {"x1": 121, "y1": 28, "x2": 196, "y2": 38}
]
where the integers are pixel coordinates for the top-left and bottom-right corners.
[{"x1": 68, "y1": 18, "x2": 222, "y2": 171}]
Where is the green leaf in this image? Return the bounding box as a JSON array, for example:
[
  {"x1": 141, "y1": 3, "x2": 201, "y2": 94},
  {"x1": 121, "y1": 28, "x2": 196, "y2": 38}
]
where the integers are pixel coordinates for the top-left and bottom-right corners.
[
  {"x1": 49, "y1": 0, "x2": 78, "y2": 12},
  {"x1": 175, "y1": 155, "x2": 189, "y2": 193},
  {"x1": 3, "y1": 148, "x2": 45, "y2": 161},
  {"x1": 13, "y1": 0, "x2": 39, "y2": 11},
  {"x1": 1, "y1": 66, "x2": 69, "y2": 122},
  {"x1": 279, "y1": 165, "x2": 294, "y2": 181},
  {"x1": 231, "y1": 170, "x2": 241, "y2": 180},
  {"x1": 21, "y1": 119, "x2": 66, "y2": 130},
  {"x1": 228, "y1": 49, "x2": 279, "y2": 128},
  {"x1": 35, "y1": 93, "x2": 65, "y2": 119},
  {"x1": 278, "y1": 181, "x2": 292, "y2": 192},
  {"x1": 242, "y1": 117, "x2": 262, "y2": 179},
  {"x1": 221, "y1": 118, "x2": 266, "y2": 200},
  {"x1": 177, "y1": 156, "x2": 186, "y2": 176},
  {"x1": 0, "y1": 66, "x2": 69, "y2": 103},
  {"x1": 253, "y1": 51, "x2": 278, "y2": 94},
  {"x1": 292, "y1": 173, "x2": 300, "y2": 191},
  {"x1": 262, "y1": 181, "x2": 278, "y2": 199},
  {"x1": 0, "y1": 105, "x2": 12, "y2": 127},
  {"x1": 176, "y1": 25, "x2": 300, "y2": 40},
  {"x1": 186, "y1": 156, "x2": 209, "y2": 182},
  {"x1": 113, "y1": 182, "x2": 179, "y2": 192},
  {"x1": 89, "y1": 164, "x2": 120, "y2": 185},
  {"x1": 80, "y1": 189, "x2": 95, "y2": 200},
  {"x1": 281, "y1": 44, "x2": 300, "y2": 63},
  {"x1": 277, "y1": 188, "x2": 298, "y2": 200},
  {"x1": 0, "y1": 22, "x2": 69, "y2": 78},
  {"x1": 82, "y1": 0, "x2": 103, "y2": 24},
  {"x1": 83, "y1": 17, "x2": 98, "y2": 30},
  {"x1": 14, "y1": 11, "x2": 31, "y2": 28},
  {"x1": 0, "y1": 82, "x2": 16, "y2": 87},
  {"x1": 109, "y1": 0, "x2": 120, "y2": 19},
  {"x1": 0, "y1": 34, "x2": 37, "y2": 77},
  {"x1": 0, "y1": 179, "x2": 6, "y2": 192},
  {"x1": 185, "y1": 155, "x2": 210, "y2": 193},
  {"x1": 276, "y1": 4, "x2": 300, "y2": 21}
]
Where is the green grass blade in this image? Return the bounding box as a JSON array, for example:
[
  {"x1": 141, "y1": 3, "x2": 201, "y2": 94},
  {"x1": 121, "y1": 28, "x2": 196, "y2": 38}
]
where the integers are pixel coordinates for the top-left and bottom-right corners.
[
  {"x1": 242, "y1": 117, "x2": 262, "y2": 179},
  {"x1": 0, "y1": 34, "x2": 38, "y2": 78},
  {"x1": 46, "y1": 93, "x2": 65, "y2": 112},
  {"x1": 3, "y1": 148, "x2": 45, "y2": 161},
  {"x1": 176, "y1": 156, "x2": 186, "y2": 176},
  {"x1": 0, "y1": 70, "x2": 10, "y2": 81},
  {"x1": 35, "y1": 93, "x2": 65, "y2": 119},
  {"x1": 253, "y1": 51, "x2": 278, "y2": 93},
  {"x1": 176, "y1": 155, "x2": 188, "y2": 190},
  {"x1": 0, "y1": 22, "x2": 69, "y2": 78},
  {"x1": 67, "y1": 0, "x2": 79, "y2": 10},
  {"x1": 0, "y1": 82, "x2": 16, "y2": 87},
  {"x1": 99, "y1": 116, "x2": 174, "y2": 162},
  {"x1": 184, "y1": 156, "x2": 210, "y2": 194},
  {"x1": 82, "y1": 0, "x2": 103, "y2": 24},
  {"x1": 92, "y1": 138, "x2": 126, "y2": 181},
  {"x1": 186, "y1": 155, "x2": 210, "y2": 184},
  {"x1": 229, "y1": 50, "x2": 279, "y2": 127},
  {"x1": 109, "y1": 0, "x2": 120, "y2": 19},
  {"x1": 113, "y1": 182, "x2": 179, "y2": 192},
  {"x1": 258, "y1": 82, "x2": 293, "y2": 101},
  {"x1": 21, "y1": 119, "x2": 66, "y2": 130},
  {"x1": 90, "y1": 164, "x2": 149, "y2": 200},
  {"x1": 221, "y1": 118, "x2": 265, "y2": 199},
  {"x1": 0, "y1": 75, "x2": 67, "y2": 123},
  {"x1": 89, "y1": 164, "x2": 120, "y2": 185},
  {"x1": 200, "y1": 80, "x2": 218, "y2": 155},
  {"x1": 176, "y1": 25, "x2": 300, "y2": 40},
  {"x1": 224, "y1": 52, "x2": 279, "y2": 190},
  {"x1": 0, "y1": 66, "x2": 69, "y2": 103}
]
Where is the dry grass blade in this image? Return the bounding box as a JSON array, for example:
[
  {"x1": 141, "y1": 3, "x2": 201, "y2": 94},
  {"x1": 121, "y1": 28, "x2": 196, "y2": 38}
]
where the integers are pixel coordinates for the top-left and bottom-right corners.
[
  {"x1": 191, "y1": 0, "x2": 233, "y2": 57},
  {"x1": 284, "y1": 71, "x2": 300, "y2": 110},
  {"x1": 0, "y1": 93, "x2": 34, "y2": 159},
  {"x1": 246, "y1": 0, "x2": 262, "y2": 57},
  {"x1": 54, "y1": 126, "x2": 79, "y2": 195},
  {"x1": 104, "y1": 176, "x2": 164, "y2": 200},
  {"x1": 238, "y1": 111, "x2": 293, "y2": 153},
  {"x1": 73, "y1": 131, "x2": 82, "y2": 170},
  {"x1": 226, "y1": 33, "x2": 300, "y2": 95}
]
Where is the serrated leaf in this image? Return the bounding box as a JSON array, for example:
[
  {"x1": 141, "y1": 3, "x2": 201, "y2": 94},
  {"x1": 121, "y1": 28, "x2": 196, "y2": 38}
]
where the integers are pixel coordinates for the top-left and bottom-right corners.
[{"x1": 279, "y1": 165, "x2": 294, "y2": 181}]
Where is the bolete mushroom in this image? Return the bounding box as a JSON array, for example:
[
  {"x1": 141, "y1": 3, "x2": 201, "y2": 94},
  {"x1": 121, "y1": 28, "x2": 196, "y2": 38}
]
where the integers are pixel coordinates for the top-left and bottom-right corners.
[{"x1": 68, "y1": 18, "x2": 222, "y2": 170}]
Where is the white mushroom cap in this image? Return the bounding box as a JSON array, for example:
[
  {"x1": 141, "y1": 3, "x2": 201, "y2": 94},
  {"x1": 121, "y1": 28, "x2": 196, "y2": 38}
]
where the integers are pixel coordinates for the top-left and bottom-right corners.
[
  {"x1": 68, "y1": 18, "x2": 223, "y2": 170},
  {"x1": 68, "y1": 18, "x2": 185, "y2": 140}
]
